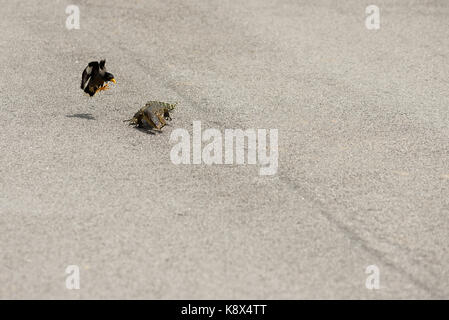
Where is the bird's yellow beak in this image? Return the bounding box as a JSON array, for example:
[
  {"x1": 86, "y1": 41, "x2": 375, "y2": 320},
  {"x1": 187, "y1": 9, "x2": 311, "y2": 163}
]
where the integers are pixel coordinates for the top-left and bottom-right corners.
[{"x1": 110, "y1": 78, "x2": 116, "y2": 84}]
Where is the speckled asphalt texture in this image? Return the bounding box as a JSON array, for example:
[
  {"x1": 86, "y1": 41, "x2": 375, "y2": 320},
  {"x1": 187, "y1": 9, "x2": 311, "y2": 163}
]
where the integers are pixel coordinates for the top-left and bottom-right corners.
[{"x1": 0, "y1": 0, "x2": 448, "y2": 299}]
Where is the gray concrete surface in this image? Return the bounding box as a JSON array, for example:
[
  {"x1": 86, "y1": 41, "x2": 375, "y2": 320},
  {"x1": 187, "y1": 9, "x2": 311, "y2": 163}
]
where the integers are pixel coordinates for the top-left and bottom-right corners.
[{"x1": 0, "y1": 0, "x2": 448, "y2": 299}]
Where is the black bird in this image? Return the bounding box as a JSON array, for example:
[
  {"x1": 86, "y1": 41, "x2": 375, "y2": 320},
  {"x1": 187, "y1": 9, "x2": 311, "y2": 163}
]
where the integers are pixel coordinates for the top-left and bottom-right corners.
[{"x1": 80, "y1": 60, "x2": 116, "y2": 96}]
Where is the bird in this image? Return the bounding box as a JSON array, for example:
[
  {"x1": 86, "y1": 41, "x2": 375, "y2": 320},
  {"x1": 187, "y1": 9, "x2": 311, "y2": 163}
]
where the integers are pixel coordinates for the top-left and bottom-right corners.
[{"x1": 80, "y1": 59, "x2": 116, "y2": 96}]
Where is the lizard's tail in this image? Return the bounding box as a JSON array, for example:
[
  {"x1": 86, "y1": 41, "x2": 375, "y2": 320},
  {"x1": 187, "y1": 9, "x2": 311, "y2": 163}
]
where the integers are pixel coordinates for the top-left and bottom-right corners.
[{"x1": 166, "y1": 102, "x2": 177, "y2": 110}]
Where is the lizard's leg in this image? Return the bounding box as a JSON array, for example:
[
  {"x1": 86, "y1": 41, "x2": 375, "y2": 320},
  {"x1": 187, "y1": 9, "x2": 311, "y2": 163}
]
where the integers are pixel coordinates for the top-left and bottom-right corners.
[{"x1": 157, "y1": 114, "x2": 167, "y2": 128}]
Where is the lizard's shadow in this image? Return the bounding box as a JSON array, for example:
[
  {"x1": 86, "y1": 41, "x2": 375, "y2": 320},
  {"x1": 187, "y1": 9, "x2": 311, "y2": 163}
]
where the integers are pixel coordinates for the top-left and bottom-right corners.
[
  {"x1": 126, "y1": 122, "x2": 169, "y2": 135},
  {"x1": 134, "y1": 126, "x2": 160, "y2": 135}
]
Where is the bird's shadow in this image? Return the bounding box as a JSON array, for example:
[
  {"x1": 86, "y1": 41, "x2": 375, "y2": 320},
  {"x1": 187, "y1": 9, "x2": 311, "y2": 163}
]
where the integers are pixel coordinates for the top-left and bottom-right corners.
[{"x1": 66, "y1": 113, "x2": 96, "y2": 120}]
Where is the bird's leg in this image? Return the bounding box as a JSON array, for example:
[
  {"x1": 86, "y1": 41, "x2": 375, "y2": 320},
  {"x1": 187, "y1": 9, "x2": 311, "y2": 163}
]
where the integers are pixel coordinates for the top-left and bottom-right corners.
[{"x1": 96, "y1": 84, "x2": 110, "y2": 93}]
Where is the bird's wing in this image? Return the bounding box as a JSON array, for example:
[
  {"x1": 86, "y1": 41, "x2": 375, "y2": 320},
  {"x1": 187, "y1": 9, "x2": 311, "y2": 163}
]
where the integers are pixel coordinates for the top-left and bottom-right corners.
[
  {"x1": 99, "y1": 59, "x2": 106, "y2": 76},
  {"x1": 81, "y1": 61, "x2": 99, "y2": 89}
]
